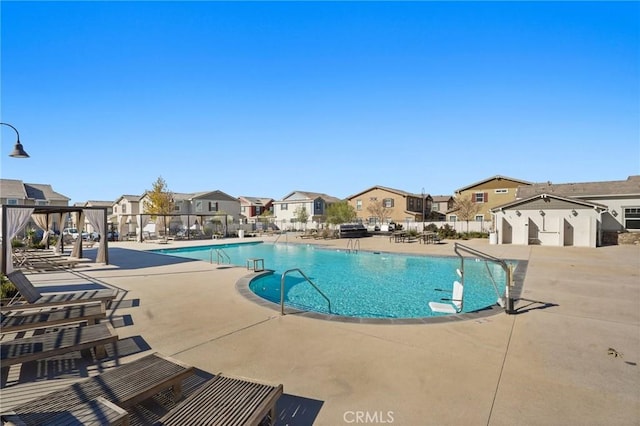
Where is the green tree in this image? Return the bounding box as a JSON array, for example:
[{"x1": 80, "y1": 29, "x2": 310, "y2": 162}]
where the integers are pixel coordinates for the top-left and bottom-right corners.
[
  {"x1": 453, "y1": 194, "x2": 482, "y2": 232},
  {"x1": 143, "y1": 176, "x2": 175, "y2": 236},
  {"x1": 294, "y1": 206, "x2": 309, "y2": 230},
  {"x1": 326, "y1": 201, "x2": 357, "y2": 225}
]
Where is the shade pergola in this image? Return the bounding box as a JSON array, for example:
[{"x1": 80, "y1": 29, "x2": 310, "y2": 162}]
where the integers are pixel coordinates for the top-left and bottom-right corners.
[{"x1": 1, "y1": 204, "x2": 109, "y2": 275}]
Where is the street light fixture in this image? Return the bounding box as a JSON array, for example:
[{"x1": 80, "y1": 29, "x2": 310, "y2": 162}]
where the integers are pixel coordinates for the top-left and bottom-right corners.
[
  {"x1": 422, "y1": 187, "x2": 425, "y2": 231},
  {"x1": 1, "y1": 122, "x2": 30, "y2": 158}
]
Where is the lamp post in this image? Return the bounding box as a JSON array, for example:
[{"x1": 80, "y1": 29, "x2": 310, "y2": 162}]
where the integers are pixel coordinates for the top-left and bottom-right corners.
[
  {"x1": 421, "y1": 187, "x2": 425, "y2": 232},
  {"x1": 1, "y1": 122, "x2": 30, "y2": 158}
]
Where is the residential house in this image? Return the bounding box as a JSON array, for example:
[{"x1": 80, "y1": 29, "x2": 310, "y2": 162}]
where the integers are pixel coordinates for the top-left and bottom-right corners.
[
  {"x1": 112, "y1": 195, "x2": 143, "y2": 237},
  {"x1": 345, "y1": 185, "x2": 432, "y2": 226},
  {"x1": 1, "y1": 179, "x2": 70, "y2": 208},
  {"x1": 430, "y1": 195, "x2": 454, "y2": 220},
  {"x1": 238, "y1": 196, "x2": 274, "y2": 224},
  {"x1": 272, "y1": 191, "x2": 341, "y2": 230},
  {"x1": 452, "y1": 175, "x2": 532, "y2": 223},
  {"x1": 0, "y1": 179, "x2": 70, "y2": 233},
  {"x1": 139, "y1": 190, "x2": 241, "y2": 236}
]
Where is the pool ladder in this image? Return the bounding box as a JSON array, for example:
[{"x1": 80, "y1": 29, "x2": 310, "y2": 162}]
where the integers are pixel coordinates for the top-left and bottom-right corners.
[
  {"x1": 210, "y1": 248, "x2": 231, "y2": 265},
  {"x1": 280, "y1": 268, "x2": 331, "y2": 315},
  {"x1": 346, "y1": 238, "x2": 360, "y2": 253}
]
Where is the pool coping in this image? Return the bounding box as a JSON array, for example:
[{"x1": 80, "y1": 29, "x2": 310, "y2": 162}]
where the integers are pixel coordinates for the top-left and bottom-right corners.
[{"x1": 235, "y1": 259, "x2": 528, "y2": 325}]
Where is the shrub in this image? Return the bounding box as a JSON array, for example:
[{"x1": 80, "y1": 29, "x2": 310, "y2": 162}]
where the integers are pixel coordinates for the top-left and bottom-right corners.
[
  {"x1": 438, "y1": 224, "x2": 458, "y2": 239},
  {"x1": 1, "y1": 274, "x2": 17, "y2": 299},
  {"x1": 424, "y1": 223, "x2": 438, "y2": 233}
]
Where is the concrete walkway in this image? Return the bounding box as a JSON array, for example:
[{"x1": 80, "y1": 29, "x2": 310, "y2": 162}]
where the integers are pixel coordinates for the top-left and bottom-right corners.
[{"x1": 1, "y1": 236, "x2": 638, "y2": 425}]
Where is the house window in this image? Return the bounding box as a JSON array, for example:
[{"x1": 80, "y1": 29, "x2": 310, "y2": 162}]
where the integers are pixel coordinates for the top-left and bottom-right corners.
[
  {"x1": 624, "y1": 207, "x2": 640, "y2": 230},
  {"x1": 6, "y1": 199, "x2": 18, "y2": 205},
  {"x1": 356, "y1": 200, "x2": 362, "y2": 211},
  {"x1": 281, "y1": 203, "x2": 288, "y2": 210},
  {"x1": 209, "y1": 202, "x2": 218, "y2": 212},
  {"x1": 449, "y1": 215, "x2": 457, "y2": 222},
  {"x1": 383, "y1": 198, "x2": 394, "y2": 208},
  {"x1": 195, "y1": 201, "x2": 203, "y2": 212},
  {"x1": 474, "y1": 192, "x2": 488, "y2": 203},
  {"x1": 369, "y1": 197, "x2": 377, "y2": 201},
  {"x1": 432, "y1": 204, "x2": 439, "y2": 212},
  {"x1": 36, "y1": 200, "x2": 48, "y2": 206},
  {"x1": 475, "y1": 215, "x2": 484, "y2": 222},
  {"x1": 495, "y1": 189, "x2": 508, "y2": 194},
  {"x1": 241, "y1": 206, "x2": 246, "y2": 213},
  {"x1": 174, "y1": 205, "x2": 180, "y2": 211},
  {"x1": 122, "y1": 204, "x2": 127, "y2": 213}
]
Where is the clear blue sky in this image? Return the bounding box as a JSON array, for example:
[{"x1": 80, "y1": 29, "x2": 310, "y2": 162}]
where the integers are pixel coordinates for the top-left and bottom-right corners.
[{"x1": 1, "y1": 1, "x2": 638, "y2": 205}]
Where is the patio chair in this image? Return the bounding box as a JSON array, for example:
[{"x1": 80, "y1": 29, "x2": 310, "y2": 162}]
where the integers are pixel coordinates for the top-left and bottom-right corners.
[
  {"x1": 2, "y1": 396, "x2": 129, "y2": 426},
  {"x1": 428, "y1": 280, "x2": 464, "y2": 314},
  {"x1": 2, "y1": 352, "x2": 195, "y2": 425},
  {"x1": 1, "y1": 302, "x2": 106, "y2": 333},
  {"x1": 1, "y1": 322, "x2": 118, "y2": 369},
  {"x1": 2, "y1": 270, "x2": 117, "y2": 311},
  {"x1": 156, "y1": 373, "x2": 283, "y2": 426}
]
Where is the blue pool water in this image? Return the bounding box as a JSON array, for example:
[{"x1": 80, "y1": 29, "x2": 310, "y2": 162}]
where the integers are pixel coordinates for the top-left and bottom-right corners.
[{"x1": 152, "y1": 242, "x2": 513, "y2": 319}]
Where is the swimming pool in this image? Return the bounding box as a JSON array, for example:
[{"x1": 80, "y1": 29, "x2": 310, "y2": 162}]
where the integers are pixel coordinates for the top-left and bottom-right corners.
[{"x1": 152, "y1": 242, "x2": 517, "y2": 319}]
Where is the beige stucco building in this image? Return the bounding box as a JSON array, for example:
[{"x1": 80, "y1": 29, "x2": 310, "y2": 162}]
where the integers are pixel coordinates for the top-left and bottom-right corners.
[
  {"x1": 452, "y1": 175, "x2": 532, "y2": 222},
  {"x1": 346, "y1": 186, "x2": 432, "y2": 226}
]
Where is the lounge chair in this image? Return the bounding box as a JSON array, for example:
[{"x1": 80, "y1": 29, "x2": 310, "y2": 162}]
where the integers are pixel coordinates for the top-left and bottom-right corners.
[
  {"x1": 428, "y1": 280, "x2": 464, "y2": 314},
  {"x1": 3, "y1": 396, "x2": 129, "y2": 426},
  {"x1": 2, "y1": 352, "x2": 195, "y2": 425},
  {"x1": 2, "y1": 270, "x2": 118, "y2": 311},
  {"x1": 156, "y1": 374, "x2": 283, "y2": 426},
  {"x1": 1, "y1": 322, "x2": 118, "y2": 368},
  {"x1": 19, "y1": 257, "x2": 89, "y2": 271},
  {"x1": 1, "y1": 302, "x2": 106, "y2": 333}
]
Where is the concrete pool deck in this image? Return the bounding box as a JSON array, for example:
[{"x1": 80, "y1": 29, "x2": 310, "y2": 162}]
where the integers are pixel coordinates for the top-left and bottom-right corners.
[{"x1": 1, "y1": 235, "x2": 639, "y2": 425}]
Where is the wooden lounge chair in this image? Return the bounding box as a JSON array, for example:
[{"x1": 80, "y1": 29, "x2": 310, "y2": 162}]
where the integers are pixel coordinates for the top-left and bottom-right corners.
[
  {"x1": 156, "y1": 374, "x2": 283, "y2": 426},
  {"x1": 1, "y1": 322, "x2": 118, "y2": 369},
  {"x1": 1, "y1": 302, "x2": 106, "y2": 333},
  {"x1": 3, "y1": 396, "x2": 129, "y2": 426},
  {"x1": 2, "y1": 270, "x2": 118, "y2": 311},
  {"x1": 2, "y1": 352, "x2": 195, "y2": 425}
]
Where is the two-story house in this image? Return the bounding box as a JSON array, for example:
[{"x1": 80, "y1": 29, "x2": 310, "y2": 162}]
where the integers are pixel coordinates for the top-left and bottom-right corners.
[
  {"x1": 0, "y1": 179, "x2": 70, "y2": 233},
  {"x1": 452, "y1": 175, "x2": 532, "y2": 222},
  {"x1": 429, "y1": 195, "x2": 454, "y2": 221},
  {"x1": 1, "y1": 179, "x2": 70, "y2": 208},
  {"x1": 346, "y1": 185, "x2": 433, "y2": 226},
  {"x1": 138, "y1": 190, "x2": 241, "y2": 236},
  {"x1": 238, "y1": 196, "x2": 274, "y2": 224},
  {"x1": 112, "y1": 194, "x2": 143, "y2": 237},
  {"x1": 272, "y1": 191, "x2": 341, "y2": 230}
]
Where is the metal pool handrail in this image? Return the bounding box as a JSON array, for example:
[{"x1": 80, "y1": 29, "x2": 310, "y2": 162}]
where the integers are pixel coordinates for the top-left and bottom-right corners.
[
  {"x1": 346, "y1": 238, "x2": 360, "y2": 253},
  {"x1": 281, "y1": 268, "x2": 331, "y2": 315},
  {"x1": 210, "y1": 248, "x2": 231, "y2": 265},
  {"x1": 453, "y1": 242, "x2": 515, "y2": 314}
]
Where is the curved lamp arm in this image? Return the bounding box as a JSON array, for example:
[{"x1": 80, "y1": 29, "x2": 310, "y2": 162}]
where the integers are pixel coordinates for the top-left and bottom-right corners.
[{"x1": 0, "y1": 122, "x2": 30, "y2": 158}]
